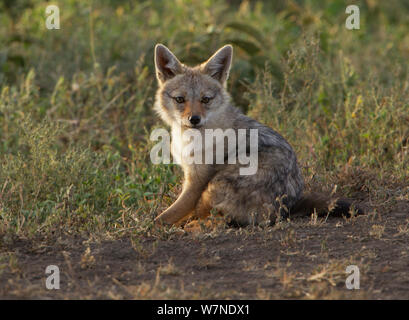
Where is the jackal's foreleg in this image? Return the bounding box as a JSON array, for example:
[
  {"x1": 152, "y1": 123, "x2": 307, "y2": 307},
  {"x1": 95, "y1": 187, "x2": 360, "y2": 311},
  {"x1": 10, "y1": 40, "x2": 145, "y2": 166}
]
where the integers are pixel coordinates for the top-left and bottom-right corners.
[{"x1": 155, "y1": 167, "x2": 214, "y2": 225}]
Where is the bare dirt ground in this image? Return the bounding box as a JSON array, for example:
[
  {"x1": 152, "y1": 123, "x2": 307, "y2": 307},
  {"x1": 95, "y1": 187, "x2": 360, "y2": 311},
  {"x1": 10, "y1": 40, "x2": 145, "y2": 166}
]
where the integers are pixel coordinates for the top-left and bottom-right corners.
[{"x1": 0, "y1": 198, "x2": 408, "y2": 300}]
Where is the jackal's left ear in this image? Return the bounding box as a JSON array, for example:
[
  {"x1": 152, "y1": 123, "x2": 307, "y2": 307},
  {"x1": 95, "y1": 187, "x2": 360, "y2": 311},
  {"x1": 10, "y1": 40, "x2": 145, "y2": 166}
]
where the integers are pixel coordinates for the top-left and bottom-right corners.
[
  {"x1": 202, "y1": 45, "x2": 233, "y2": 85},
  {"x1": 154, "y1": 44, "x2": 183, "y2": 84}
]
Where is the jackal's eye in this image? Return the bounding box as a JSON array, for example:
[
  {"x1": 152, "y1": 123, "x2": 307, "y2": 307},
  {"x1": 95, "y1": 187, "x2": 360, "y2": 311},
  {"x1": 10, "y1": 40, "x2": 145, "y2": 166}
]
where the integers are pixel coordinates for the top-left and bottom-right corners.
[
  {"x1": 174, "y1": 96, "x2": 185, "y2": 104},
  {"x1": 201, "y1": 96, "x2": 211, "y2": 104}
]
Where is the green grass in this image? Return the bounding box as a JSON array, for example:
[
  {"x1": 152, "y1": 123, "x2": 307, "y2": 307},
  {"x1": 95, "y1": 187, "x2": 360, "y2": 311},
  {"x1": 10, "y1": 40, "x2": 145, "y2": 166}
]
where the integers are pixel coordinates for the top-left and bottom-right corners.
[{"x1": 0, "y1": 0, "x2": 408, "y2": 237}]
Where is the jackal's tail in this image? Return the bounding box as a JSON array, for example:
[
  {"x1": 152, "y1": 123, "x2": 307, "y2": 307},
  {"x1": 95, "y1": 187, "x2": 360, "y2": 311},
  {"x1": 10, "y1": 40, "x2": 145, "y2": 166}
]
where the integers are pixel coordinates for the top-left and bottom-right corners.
[{"x1": 290, "y1": 192, "x2": 364, "y2": 217}]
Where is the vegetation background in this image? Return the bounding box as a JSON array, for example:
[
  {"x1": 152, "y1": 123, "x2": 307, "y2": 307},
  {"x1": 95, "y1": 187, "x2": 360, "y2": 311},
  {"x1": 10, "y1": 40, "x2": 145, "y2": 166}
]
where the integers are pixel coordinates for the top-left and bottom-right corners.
[{"x1": 0, "y1": 0, "x2": 408, "y2": 299}]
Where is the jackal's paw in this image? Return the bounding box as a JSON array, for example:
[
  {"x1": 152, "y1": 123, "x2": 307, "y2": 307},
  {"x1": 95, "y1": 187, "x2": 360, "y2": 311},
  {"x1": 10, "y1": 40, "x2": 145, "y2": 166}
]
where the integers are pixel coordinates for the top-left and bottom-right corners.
[
  {"x1": 183, "y1": 219, "x2": 225, "y2": 233},
  {"x1": 154, "y1": 214, "x2": 173, "y2": 226},
  {"x1": 183, "y1": 220, "x2": 209, "y2": 233}
]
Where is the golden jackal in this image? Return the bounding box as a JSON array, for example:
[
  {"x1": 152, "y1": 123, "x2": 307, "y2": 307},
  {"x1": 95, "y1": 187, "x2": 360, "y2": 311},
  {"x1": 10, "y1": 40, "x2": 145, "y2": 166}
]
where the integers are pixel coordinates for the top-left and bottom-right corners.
[{"x1": 153, "y1": 44, "x2": 361, "y2": 226}]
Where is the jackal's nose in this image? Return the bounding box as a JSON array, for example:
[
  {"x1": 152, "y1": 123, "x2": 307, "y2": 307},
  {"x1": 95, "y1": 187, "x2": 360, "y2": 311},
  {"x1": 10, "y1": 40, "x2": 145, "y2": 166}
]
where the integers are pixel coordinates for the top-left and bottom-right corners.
[{"x1": 189, "y1": 115, "x2": 201, "y2": 125}]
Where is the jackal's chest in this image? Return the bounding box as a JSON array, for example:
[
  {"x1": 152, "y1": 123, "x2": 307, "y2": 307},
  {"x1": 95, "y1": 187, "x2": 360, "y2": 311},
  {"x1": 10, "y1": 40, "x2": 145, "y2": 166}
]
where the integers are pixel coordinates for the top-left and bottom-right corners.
[{"x1": 170, "y1": 126, "x2": 207, "y2": 165}]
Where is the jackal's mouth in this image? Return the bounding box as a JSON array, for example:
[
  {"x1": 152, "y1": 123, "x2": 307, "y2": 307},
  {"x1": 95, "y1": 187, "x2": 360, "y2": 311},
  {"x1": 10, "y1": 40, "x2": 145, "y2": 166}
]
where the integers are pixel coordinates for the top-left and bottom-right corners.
[{"x1": 184, "y1": 124, "x2": 203, "y2": 129}]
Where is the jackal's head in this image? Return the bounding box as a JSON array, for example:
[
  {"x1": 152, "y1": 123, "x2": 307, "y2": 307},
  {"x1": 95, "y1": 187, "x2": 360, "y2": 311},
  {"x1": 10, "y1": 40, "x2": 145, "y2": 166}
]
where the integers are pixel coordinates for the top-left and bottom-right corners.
[{"x1": 154, "y1": 44, "x2": 232, "y2": 129}]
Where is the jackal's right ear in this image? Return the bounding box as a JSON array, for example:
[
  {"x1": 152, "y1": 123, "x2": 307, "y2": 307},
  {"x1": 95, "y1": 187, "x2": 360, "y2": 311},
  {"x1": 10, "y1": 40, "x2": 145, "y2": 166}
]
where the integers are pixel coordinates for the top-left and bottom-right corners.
[{"x1": 154, "y1": 44, "x2": 183, "y2": 84}]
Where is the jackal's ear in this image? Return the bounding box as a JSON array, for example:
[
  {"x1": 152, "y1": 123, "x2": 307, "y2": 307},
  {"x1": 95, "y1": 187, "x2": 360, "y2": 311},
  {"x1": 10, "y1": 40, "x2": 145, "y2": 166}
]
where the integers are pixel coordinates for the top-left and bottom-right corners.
[
  {"x1": 154, "y1": 44, "x2": 183, "y2": 84},
  {"x1": 202, "y1": 45, "x2": 233, "y2": 85}
]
